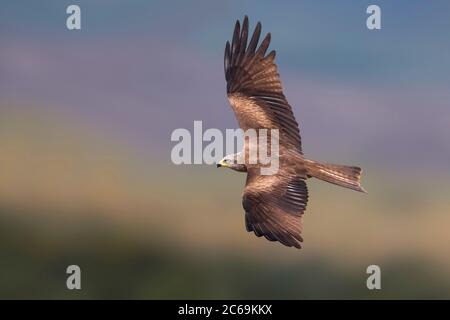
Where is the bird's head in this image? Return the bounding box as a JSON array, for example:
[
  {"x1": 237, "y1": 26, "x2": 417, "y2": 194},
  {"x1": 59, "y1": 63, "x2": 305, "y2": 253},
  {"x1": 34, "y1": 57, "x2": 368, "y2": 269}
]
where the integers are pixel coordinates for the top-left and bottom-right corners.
[{"x1": 217, "y1": 154, "x2": 247, "y2": 172}]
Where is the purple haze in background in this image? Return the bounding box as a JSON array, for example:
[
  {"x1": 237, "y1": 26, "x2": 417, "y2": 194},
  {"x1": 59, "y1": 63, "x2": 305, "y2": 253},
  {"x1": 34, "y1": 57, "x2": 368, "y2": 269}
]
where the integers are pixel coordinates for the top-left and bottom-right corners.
[{"x1": 1, "y1": 0, "x2": 449, "y2": 171}]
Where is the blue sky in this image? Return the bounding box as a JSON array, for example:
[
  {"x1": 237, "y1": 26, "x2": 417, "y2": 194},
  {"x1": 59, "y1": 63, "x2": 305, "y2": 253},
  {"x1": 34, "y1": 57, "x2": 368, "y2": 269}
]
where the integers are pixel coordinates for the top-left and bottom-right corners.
[{"x1": 2, "y1": 0, "x2": 450, "y2": 84}]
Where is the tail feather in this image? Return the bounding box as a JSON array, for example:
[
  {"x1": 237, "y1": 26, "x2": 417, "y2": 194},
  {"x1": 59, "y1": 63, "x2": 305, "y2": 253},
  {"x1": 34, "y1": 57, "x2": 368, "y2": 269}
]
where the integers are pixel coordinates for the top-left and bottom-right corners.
[{"x1": 305, "y1": 160, "x2": 366, "y2": 193}]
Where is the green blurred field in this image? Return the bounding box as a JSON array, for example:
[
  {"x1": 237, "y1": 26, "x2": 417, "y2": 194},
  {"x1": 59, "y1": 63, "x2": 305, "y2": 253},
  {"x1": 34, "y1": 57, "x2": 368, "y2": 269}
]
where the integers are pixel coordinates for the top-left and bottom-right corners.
[{"x1": 1, "y1": 109, "x2": 450, "y2": 299}]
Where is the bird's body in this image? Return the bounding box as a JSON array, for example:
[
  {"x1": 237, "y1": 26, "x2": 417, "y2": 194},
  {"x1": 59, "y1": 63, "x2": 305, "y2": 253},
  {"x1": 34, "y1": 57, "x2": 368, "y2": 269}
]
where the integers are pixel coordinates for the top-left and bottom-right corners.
[{"x1": 217, "y1": 16, "x2": 365, "y2": 249}]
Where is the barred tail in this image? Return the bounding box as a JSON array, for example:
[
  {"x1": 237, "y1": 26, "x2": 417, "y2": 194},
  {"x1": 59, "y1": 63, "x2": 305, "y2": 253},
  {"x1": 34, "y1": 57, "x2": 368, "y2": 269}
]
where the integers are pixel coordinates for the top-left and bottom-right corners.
[{"x1": 305, "y1": 159, "x2": 366, "y2": 193}]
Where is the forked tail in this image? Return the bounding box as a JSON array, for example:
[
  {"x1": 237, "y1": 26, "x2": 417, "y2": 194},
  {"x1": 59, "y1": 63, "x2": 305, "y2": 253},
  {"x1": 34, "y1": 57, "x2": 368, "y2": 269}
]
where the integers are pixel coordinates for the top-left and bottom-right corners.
[{"x1": 305, "y1": 159, "x2": 366, "y2": 193}]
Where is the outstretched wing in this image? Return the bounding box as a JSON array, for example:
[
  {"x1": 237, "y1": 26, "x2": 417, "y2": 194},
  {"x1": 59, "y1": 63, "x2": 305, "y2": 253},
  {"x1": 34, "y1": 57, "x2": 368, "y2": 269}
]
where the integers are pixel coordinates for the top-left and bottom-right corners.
[
  {"x1": 243, "y1": 171, "x2": 308, "y2": 249},
  {"x1": 225, "y1": 16, "x2": 302, "y2": 153}
]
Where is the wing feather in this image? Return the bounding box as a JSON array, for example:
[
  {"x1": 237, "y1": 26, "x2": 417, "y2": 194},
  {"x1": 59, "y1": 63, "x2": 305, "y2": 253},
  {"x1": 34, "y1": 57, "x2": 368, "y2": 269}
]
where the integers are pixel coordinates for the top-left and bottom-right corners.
[
  {"x1": 224, "y1": 16, "x2": 302, "y2": 153},
  {"x1": 243, "y1": 174, "x2": 308, "y2": 249}
]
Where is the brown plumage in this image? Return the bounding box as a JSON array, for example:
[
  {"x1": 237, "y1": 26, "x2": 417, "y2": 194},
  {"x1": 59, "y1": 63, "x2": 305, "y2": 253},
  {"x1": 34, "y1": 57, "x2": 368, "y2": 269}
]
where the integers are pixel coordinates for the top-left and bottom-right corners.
[{"x1": 218, "y1": 16, "x2": 366, "y2": 249}]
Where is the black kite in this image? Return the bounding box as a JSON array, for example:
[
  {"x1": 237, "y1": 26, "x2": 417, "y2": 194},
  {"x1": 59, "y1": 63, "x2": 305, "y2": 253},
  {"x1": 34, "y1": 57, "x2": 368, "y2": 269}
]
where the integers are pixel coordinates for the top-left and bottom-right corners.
[{"x1": 217, "y1": 16, "x2": 366, "y2": 249}]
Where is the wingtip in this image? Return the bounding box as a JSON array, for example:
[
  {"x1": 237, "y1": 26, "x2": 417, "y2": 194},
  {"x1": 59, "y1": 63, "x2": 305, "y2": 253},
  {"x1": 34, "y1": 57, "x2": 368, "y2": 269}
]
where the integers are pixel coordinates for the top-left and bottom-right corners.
[
  {"x1": 267, "y1": 50, "x2": 276, "y2": 60},
  {"x1": 234, "y1": 19, "x2": 240, "y2": 32}
]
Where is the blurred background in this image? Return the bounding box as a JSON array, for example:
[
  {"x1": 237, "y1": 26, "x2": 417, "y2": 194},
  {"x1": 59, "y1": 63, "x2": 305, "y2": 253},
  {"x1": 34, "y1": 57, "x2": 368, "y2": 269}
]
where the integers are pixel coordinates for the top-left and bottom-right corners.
[{"x1": 1, "y1": 0, "x2": 450, "y2": 299}]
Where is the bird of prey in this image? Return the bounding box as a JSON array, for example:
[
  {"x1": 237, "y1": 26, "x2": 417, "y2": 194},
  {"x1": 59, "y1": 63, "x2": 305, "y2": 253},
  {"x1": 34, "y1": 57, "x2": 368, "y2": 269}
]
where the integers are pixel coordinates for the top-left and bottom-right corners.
[{"x1": 217, "y1": 16, "x2": 366, "y2": 249}]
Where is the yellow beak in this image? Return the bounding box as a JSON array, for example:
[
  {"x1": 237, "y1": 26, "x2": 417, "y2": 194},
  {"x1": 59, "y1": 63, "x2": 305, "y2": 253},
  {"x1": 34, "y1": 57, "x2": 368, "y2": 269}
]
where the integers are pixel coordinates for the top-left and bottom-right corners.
[{"x1": 217, "y1": 159, "x2": 229, "y2": 168}]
